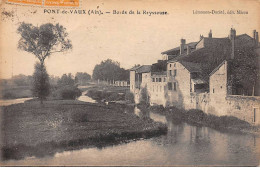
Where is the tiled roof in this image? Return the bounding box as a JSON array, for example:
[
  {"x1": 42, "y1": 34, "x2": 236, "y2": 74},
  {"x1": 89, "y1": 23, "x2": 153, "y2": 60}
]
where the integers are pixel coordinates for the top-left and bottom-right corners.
[
  {"x1": 161, "y1": 42, "x2": 198, "y2": 55},
  {"x1": 129, "y1": 65, "x2": 142, "y2": 71},
  {"x1": 136, "y1": 65, "x2": 152, "y2": 73},
  {"x1": 180, "y1": 61, "x2": 202, "y2": 73}
]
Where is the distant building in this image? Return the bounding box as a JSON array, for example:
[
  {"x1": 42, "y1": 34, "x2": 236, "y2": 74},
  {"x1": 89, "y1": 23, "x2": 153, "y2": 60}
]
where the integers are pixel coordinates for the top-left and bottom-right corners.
[
  {"x1": 114, "y1": 81, "x2": 129, "y2": 87},
  {"x1": 130, "y1": 28, "x2": 260, "y2": 125}
]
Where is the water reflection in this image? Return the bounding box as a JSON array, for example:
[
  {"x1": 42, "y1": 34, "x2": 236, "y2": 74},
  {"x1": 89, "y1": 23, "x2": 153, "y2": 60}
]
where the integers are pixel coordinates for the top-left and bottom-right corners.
[
  {"x1": 2, "y1": 106, "x2": 260, "y2": 166},
  {"x1": 0, "y1": 97, "x2": 33, "y2": 106},
  {"x1": 77, "y1": 91, "x2": 96, "y2": 103}
]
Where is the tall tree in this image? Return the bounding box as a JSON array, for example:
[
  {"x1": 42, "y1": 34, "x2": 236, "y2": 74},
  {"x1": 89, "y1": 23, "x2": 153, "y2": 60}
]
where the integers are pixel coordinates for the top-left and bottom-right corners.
[
  {"x1": 17, "y1": 22, "x2": 72, "y2": 103},
  {"x1": 32, "y1": 62, "x2": 50, "y2": 104},
  {"x1": 17, "y1": 22, "x2": 72, "y2": 66}
]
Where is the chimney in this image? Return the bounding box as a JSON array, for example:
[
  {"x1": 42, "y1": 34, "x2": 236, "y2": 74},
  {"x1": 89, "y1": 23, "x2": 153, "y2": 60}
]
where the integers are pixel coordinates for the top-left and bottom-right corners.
[
  {"x1": 200, "y1": 34, "x2": 204, "y2": 40},
  {"x1": 254, "y1": 30, "x2": 259, "y2": 46},
  {"x1": 208, "y1": 29, "x2": 212, "y2": 38},
  {"x1": 180, "y1": 39, "x2": 186, "y2": 55},
  {"x1": 229, "y1": 28, "x2": 236, "y2": 59},
  {"x1": 187, "y1": 46, "x2": 191, "y2": 55},
  {"x1": 256, "y1": 32, "x2": 259, "y2": 46}
]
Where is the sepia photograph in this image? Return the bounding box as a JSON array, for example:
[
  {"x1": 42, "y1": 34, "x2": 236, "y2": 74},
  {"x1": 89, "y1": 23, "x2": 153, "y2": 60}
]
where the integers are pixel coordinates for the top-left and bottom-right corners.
[{"x1": 0, "y1": 0, "x2": 259, "y2": 167}]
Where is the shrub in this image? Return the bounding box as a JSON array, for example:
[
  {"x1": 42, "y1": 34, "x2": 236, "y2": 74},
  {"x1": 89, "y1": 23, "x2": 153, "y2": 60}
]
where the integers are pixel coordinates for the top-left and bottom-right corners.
[
  {"x1": 52, "y1": 86, "x2": 82, "y2": 100},
  {"x1": 140, "y1": 87, "x2": 150, "y2": 105},
  {"x1": 125, "y1": 91, "x2": 135, "y2": 103}
]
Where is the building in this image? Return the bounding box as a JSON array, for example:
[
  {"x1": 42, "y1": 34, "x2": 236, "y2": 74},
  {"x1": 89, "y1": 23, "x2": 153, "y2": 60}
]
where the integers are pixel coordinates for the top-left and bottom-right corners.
[{"x1": 130, "y1": 28, "x2": 260, "y2": 125}]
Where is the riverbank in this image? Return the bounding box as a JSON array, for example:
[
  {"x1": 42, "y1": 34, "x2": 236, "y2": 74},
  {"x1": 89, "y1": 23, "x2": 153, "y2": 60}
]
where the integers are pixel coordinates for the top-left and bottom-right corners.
[
  {"x1": 83, "y1": 84, "x2": 131, "y2": 102},
  {"x1": 143, "y1": 105, "x2": 260, "y2": 135},
  {"x1": 0, "y1": 100, "x2": 167, "y2": 161}
]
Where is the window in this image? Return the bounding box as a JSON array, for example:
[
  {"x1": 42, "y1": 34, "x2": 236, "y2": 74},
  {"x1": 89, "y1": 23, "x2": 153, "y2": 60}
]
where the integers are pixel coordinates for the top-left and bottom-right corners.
[
  {"x1": 173, "y1": 69, "x2": 177, "y2": 76},
  {"x1": 169, "y1": 70, "x2": 172, "y2": 76},
  {"x1": 159, "y1": 78, "x2": 162, "y2": 82},
  {"x1": 168, "y1": 82, "x2": 172, "y2": 90},
  {"x1": 152, "y1": 78, "x2": 155, "y2": 82},
  {"x1": 173, "y1": 82, "x2": 177, "y2": 91},
  {"x1": 169, "y1": 64, "x2": 172, "y2": 68},
  {"x1": 213, "y1": 88, "x2": 215, "y2": 93}
]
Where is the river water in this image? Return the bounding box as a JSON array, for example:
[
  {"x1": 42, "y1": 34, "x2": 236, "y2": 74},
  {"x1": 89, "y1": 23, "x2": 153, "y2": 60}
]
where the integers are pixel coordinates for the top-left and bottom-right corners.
[
  {"x1": 0, "y1": 97, "x2": 33, "y2": 106},
  {"x1": 2, "y1": 92, "x2": 260, "y2": 166}
]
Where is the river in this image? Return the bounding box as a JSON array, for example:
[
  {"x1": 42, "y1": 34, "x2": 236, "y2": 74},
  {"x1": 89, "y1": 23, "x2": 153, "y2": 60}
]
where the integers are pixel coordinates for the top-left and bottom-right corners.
[
  {"x1": 2, "y1": 92, "x2": 259, "y2": 166},
  {"x1": 0, "y1": 97, "x2": 33, "y2": 106}
]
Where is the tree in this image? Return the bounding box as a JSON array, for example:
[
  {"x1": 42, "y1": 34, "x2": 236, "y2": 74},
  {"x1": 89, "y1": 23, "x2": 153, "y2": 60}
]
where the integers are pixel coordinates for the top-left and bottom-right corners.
[
  {"x1": 17, "y1": 22, "x2": 72, "y2": 103},
  {"x1": 230, "y1": 47, "x2": 259, "y2": 96},
  {"x1": 92, "y1": 59, "x2": 129, "y2": 81},
  {"x1": 140, "y1": 87, "x2": 150, "y2": 105},
  {"x1": 17, "y1": 22, "x2": 72, "y2": 65},
  {"x1": 75, "y1": 72, "x2": 91, "y2": 85},
  {"x1": 57, "y1": 73, "x2": 75, "y2": 87},
  {"x1": 32, "y1": 62, "x2": 50, "y2": 104}
]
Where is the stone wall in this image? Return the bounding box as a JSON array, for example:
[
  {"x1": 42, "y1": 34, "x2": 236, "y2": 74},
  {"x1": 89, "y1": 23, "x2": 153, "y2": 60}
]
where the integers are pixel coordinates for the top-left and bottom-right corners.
[{"x1": 166, "y1": 62, "x2": 192, "y2": 109}]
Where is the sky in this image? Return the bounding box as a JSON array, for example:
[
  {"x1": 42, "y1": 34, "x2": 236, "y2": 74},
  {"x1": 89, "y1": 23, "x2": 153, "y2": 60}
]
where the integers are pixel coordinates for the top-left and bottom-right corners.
[{"x1": 0, "y1": 0, "x2": 259, "y2": 79}]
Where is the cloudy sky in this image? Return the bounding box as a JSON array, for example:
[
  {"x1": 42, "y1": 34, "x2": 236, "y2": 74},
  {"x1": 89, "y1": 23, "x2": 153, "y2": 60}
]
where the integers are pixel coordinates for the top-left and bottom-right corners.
[{"x1": 0, "y1": 0, "x2": 259, "y2": 78}]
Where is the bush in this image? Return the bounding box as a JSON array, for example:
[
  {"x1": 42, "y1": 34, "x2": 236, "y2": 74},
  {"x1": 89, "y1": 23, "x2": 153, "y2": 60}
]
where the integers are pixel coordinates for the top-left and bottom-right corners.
[
  {"x1": 51, "y1": 86, "x2": 82, "y2": 100},
  {"x1": 125, "y1": 91, "x2": 135, "y2": 103},
  {"x1": 140, "y1": 87, "x2": 150, "y2": 105}
]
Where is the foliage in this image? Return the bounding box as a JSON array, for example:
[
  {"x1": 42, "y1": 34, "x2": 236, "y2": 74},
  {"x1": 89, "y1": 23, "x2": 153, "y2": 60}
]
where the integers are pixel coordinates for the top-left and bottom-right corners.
[
  {"x1": 51, "y1": 85, "x2": 82, "y2": 100},
  {"x1": 75, "y1": 72, "x2": 91, "y2": 85},
  {"x1": 12, "y1": 74, "x2": 33, "y2": 86},
  {"x1": 57, "y1": 73, "x2": 75, "y2": 87},
  {"x1": 230, "y1": 47, "x2": 259, "y2": 95},
  {"x1": 92, "y1": 59, "x2": 129, "y2": 81},
  {"x1": 32, "y1": 62, "x2": 50, "y2": 103},
  {"x1": 17, "y1": 22, "x2": 72, "y2": 64},
  {"x1": 140, "y1": 87, "x2": 150, "y2": 105},
  {"x1": 125, "y1": 91, "x2": 135, "y2": 103}
]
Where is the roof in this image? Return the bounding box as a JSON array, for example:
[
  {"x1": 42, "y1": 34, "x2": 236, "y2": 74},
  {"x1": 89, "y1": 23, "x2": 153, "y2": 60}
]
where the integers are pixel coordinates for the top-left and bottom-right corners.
[
  {"x1": 209, "y1": 60, "x2": 227, "y2": 76},
  {"x1": 191, "y1": 78, "x2": 207, "y2": 84},
  {"x1": 129, "y1": 65, "x2": 141, "y2": 71},
  {"x1": 179, "y1": 61, "x2": 202, "y2": 73},
  {"x1": 135, "y1": 65, "x2": 152, "y2": 73},
  {"x1": 161, "y1": 42, "x2": 198, "y2": 55}
]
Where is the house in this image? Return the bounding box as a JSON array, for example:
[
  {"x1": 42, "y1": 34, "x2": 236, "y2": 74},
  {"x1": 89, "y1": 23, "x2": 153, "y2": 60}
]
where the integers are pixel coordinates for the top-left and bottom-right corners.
[
  {"x1": 114, "y1": 81, "x2": 129, "y2": 87},
  {"x1": 130, "y1": 28, "x2": 260, "y2": 125},
  {"x1": 129, "y1": 65, "x2": 151, "y2": 103}
]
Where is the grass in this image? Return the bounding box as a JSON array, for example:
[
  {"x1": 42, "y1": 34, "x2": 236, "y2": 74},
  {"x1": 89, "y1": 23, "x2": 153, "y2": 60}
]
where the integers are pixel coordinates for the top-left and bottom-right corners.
[
  {"x1": 0, "y1": 100, "x2": 167, "y2": 161},
  {"x1": 84, "y1": 84, "x2": 130, "y2": 102}
]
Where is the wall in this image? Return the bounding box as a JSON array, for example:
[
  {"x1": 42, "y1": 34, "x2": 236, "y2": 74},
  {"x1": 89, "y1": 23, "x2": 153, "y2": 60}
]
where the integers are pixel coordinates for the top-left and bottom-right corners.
[
  {"x1": 130, "y1": 71, "x2": 135, "y2": 93},
  {"x1": 166, "y1": 62, "x2": 191, "y2": 109},
  {"x1": 148, "y1": 75, "x2": 167, "y2": 106},
  {"x1": 225, "y1": 95, "x2": 260, "y2": 124},
  {"x1": 208, "y1": 61, "x2": 228, "y2": 116},
  {"x1": 196, "y1": 38, "x2": 205, "y2": 49}
]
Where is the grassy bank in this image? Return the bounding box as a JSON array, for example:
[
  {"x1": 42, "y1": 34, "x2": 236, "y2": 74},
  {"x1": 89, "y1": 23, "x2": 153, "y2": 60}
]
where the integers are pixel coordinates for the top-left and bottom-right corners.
[
  {"x1": 145, "y1": 105, "x2": 259, "y2": 134},
  {"x1": 0, "y1": 100, "x2": 167, "y2": 161},
  {"x1": 84, "y1": 85, "x2": 131, "y2": 102}
]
